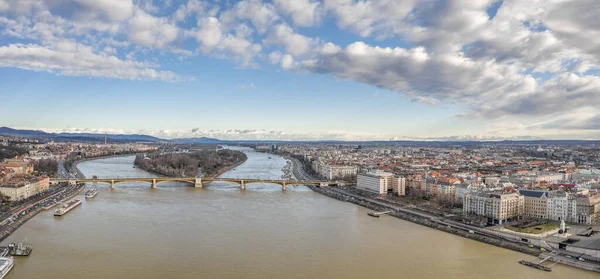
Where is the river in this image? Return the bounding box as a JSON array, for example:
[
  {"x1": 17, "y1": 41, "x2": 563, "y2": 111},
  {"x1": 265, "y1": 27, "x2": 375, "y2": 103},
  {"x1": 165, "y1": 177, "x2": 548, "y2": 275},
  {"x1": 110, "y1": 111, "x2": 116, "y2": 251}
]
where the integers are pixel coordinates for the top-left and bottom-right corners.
[{"x1": 2, "y1": 147, "x2": 597, "y2": 278}]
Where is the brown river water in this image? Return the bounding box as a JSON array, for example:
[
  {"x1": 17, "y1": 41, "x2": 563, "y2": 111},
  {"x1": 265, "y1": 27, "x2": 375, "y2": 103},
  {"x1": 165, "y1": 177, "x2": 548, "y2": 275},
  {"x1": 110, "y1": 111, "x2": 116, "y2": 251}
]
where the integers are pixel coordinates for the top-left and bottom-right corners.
[{"x1": 2, "y1": 147, "x2": 597, "y2": 278}]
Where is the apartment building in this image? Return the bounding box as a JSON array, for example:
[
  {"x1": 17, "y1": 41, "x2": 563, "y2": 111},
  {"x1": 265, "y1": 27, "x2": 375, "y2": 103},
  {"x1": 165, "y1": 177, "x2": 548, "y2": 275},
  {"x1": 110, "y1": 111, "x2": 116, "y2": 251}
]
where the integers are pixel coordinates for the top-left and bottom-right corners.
[
  {"x1": 357, "y1": 171, "x2": 405, "y2": 196},
  {"x1": 518, "y1": 189, "x2": 548, "y2": 219},
  {"x1": 463, "y1": 192, "x2": 524, "y2": 225}
]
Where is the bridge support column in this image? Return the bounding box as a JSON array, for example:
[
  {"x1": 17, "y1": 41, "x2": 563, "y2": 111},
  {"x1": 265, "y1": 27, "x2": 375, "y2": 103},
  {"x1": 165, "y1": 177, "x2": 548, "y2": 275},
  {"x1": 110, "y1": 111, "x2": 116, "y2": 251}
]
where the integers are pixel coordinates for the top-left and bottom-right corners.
[
  {"x1": 110, "y1": 180, "x2": 115, "y2": 189},
  {"x1": 240, "y1": 180, "x2": 246, "y2": 190},
  {"x1": 194, "y1": 178, "x2": 203, "y2": 188},
  {"x1": 151, "y1": 179, "x2": 157, "y2": 189},
  {"x1": 282, "y1": 182, "x2": 287, "y2": 191}
]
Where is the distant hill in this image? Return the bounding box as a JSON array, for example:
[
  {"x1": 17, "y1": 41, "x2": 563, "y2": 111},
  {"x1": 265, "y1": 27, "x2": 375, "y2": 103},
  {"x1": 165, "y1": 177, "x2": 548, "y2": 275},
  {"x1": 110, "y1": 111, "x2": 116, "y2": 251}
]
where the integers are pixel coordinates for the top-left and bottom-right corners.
[
  {"x1": 0, "y1": 127, "x2": 48, "y2": 137},
  {"x1": 0, "y1": 127, "x2": 164, "y2": 142}
]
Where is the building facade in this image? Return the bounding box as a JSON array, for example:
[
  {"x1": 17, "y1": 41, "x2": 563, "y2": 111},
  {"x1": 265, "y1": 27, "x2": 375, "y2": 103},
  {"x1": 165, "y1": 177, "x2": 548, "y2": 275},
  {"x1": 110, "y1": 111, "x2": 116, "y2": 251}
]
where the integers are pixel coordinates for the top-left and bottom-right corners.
[
  {"x1": 463, "y1": 192, "x2": 524, "y2": 225},
  {"x1": 357, "y1": 171, "x2": 405, "y2": 196},
  {"x1": 546, "y1": 191, "x2": 577, "y2": 222},
  {"x1": 0, "y1": 177, "x2": 50, "y2": 201},
  {"x1": 519, "y1": 189, "x2": 548, "y2": 219}
]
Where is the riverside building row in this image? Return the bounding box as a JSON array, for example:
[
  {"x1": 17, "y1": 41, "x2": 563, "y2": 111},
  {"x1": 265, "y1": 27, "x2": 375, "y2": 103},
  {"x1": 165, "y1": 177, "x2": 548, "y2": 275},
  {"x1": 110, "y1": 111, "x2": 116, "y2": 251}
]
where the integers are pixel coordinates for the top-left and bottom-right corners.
[{"x1": 462, "y1": 189, "x2": 600, "y2": 225}]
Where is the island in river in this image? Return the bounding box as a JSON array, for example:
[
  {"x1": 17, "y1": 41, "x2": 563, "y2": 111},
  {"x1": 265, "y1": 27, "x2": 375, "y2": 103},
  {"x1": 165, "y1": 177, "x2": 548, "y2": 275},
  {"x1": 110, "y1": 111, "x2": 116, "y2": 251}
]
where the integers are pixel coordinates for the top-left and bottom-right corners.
[{"x1": 134, "y1": 148, "x2": 247, "y2": 177}]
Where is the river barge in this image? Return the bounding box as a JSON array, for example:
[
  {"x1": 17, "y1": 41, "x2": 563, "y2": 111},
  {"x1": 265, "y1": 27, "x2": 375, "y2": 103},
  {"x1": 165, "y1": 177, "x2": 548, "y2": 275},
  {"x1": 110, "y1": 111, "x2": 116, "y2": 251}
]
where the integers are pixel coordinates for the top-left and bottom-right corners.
[
  {"x1": 54, "y1": 199, "x2": 82, "y2": 216},
  {"x1": 7, "y1": 242, "x2": 32, "y2": 256}
]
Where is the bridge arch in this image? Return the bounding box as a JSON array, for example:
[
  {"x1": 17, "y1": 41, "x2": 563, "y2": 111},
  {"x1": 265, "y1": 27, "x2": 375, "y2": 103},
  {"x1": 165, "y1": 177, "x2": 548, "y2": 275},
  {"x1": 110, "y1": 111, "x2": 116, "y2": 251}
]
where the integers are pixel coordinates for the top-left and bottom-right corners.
[{"x1": 154, "y1": 179, "x2": 195, "y2": 186}]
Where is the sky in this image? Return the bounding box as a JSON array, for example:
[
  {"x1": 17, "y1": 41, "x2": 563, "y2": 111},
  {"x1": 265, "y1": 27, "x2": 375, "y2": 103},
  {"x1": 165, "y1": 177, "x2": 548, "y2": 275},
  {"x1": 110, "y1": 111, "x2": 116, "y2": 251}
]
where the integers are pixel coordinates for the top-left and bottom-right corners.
[{"x1": 0, "y1": 0, "x2": 599, "y2": 140}]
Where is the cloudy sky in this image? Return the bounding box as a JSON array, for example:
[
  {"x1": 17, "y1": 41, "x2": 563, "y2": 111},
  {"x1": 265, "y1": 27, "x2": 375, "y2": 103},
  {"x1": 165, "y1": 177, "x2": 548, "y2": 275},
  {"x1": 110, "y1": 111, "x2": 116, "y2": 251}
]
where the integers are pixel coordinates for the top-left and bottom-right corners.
[{"x1": 1, "y1": 0, "x2": 599, "y2": 140}]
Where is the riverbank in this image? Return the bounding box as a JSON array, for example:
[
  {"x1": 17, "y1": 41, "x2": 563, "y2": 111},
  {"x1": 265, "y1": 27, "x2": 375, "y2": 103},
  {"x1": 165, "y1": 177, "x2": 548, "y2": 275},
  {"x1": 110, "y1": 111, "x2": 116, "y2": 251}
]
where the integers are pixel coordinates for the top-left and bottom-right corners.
[
  {"x1": 213, "y1": 157, "x2": 247, "y2": 178},
  {"x1": 307, "y1": 185, "x2": 543, "y2": 256},
  {"x1": 68, "y1": 153, "x2": 143, "y2": 178},
  {"x1": 0, "y1": 184, "x2": 84, "y2": 242},
  {"x1": 284, "y1": 156, "x2": 600, "y2": 272}
]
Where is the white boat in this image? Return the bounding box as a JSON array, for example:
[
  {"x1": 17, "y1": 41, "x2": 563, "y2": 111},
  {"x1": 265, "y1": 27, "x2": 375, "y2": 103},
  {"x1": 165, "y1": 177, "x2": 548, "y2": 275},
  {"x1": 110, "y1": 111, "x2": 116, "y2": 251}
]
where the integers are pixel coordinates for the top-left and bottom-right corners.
[
  {"x1": 0, "y1": 257, "x2": 14, "y2": 278},
  {"x1": 85, "y1": 188, "x2": 98, "y2": 199},
  {"x1": 54, "y1": 199, "x2": 82, "y2": 216}
]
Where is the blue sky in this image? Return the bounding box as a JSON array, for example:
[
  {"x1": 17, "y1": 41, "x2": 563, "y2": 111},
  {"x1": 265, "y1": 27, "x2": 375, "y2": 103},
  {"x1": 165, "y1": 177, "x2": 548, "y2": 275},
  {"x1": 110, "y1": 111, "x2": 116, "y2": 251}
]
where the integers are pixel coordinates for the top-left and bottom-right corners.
[{"x1": 0, "y1": 0, "x2": 599, "y2": 140}]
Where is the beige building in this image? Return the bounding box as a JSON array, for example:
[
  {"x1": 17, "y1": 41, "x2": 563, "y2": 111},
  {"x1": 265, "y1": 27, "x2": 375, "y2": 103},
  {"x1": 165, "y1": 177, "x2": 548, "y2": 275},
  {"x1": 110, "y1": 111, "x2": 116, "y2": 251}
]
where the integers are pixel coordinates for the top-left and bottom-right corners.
[
  {"x1": 4, "y1": 160, "x2": 33, "y2": 175},
  {"x1": 575, "y1": 194, "x2": 600, "y2": 224},
  {"x1": 0, "y1": 177, "x2": 50, "y2": 201},
  {"x1": 519, "y1": 189, "x2": 548, "y2": 219},
  {"x1": 323, "y1": 164, "x2": 358, "y2": 180},
  {"x1": 463, "y1": 192, "x2": 524, "y2": 225},
  {"x1": 357, "y1": 171, "x2": 406, "y2": 196}
]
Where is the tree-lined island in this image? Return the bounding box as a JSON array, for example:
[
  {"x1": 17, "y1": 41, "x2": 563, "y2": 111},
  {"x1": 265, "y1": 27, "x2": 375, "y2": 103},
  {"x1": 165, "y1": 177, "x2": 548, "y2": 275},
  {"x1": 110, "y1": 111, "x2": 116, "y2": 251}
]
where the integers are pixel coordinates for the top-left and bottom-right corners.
[{"x1": 134, "y1": 148, "x2": 247, "y2": 177}]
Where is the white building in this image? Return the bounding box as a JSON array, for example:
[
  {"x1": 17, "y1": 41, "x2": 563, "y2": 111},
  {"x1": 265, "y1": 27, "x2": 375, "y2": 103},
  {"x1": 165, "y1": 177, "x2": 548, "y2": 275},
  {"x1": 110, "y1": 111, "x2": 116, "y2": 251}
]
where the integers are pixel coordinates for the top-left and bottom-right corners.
[
  {"x1": 0, "y1": 177, "x2": 50, "y2": 201},
  {"x1": 546, "y1": 191, "x2": 578, "y2": 222},
  {"x1": 357, "y1": 171, "x2": 405, "y2": 196},
  {"x1": 320, "y1": 164, "x2": 358, "y2": 180},
  {"x1": 463, "y1": 192, "x2": 524, "y2": 225}
]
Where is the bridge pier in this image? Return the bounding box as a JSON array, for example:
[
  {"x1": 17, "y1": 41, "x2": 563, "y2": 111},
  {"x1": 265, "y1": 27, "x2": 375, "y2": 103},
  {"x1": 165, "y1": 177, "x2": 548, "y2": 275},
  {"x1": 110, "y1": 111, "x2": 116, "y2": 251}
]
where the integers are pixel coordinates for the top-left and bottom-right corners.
[
  {"x1": 110, "y1": 180, "x2": 115, "y2": 189},
  {"x1": 282, "y1": 182, "x2": 287, "y2": 191},
  {"x1": 240, "y1": 180, "x2": 246, "y2": 190},
  {"x1": 194, "y1": 178, "x2": 203, "y2": 188},
  {"x1": 151, "y1": 179, "x2": 157, "y2": 189}
]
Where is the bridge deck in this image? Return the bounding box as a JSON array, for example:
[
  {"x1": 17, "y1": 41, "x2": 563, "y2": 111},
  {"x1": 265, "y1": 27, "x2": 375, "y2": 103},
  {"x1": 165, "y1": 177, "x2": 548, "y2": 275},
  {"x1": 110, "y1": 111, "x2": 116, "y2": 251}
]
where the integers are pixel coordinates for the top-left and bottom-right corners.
[{"x1": 51, "y1": 177, "x2": 329, "y2": 186}]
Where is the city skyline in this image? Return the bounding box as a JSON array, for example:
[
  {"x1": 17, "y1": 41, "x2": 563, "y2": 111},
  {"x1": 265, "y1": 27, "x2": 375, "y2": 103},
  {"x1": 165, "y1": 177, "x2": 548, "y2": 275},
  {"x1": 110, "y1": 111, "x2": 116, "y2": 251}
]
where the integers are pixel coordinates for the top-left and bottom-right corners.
[{"x1": 1, "y1": 0, "x2": 600, "y2": 140}]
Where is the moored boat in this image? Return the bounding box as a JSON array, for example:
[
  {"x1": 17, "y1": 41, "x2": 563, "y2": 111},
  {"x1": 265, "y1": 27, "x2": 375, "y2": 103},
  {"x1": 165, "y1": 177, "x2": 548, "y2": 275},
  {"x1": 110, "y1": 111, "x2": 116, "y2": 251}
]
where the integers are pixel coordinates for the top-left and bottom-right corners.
[
  {"x1": 85, "y1": 188, "x2": 98, "y2": 199},
  {"x1": 0, "y1": 257, "x2": 14, "y2": 278},
  {"x1": 54, "y1": 199, "x2": 82, "y2": 216},
  {"x1": 519, "y1": 260, "x2": 552, "y2": 272}
]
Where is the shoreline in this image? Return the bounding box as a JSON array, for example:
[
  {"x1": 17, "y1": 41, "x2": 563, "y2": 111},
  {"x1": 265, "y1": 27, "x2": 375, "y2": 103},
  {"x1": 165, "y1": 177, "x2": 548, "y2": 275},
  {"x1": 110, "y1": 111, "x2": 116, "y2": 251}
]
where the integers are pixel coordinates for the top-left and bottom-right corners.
[
  {"x1": 0, "y1": 185, "x2": 84, "y2": 243},
  {"x1": 69, "y1": 153, "x2": 143, "y2": 178},
  {"x1": 284, "y1": 155, "x2": 599, "y2": 273},
  {"x1": 213, "y1": 157, "x2": 247, "y2": 178},
  {"x1": 307, "y1": 185, "x2": 541, "y2": 256}
]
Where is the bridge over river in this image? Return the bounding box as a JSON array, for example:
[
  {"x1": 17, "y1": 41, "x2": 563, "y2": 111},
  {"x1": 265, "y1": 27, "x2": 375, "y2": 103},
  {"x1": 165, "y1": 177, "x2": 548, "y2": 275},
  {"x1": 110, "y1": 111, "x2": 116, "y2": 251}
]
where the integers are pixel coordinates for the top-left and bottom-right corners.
[{"x1": 50, "y1": 177, "x2": 333, "y2": 191}]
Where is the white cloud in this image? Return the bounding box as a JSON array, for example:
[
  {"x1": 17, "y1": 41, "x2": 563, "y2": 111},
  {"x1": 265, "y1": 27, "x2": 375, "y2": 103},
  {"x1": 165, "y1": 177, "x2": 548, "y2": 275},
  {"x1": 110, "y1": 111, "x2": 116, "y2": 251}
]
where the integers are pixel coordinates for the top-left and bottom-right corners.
[
  {"x1": 263, "y1": 23, "x2": 315, "y2": 56},
  {"x1": 219, "y1": 0, "x2": 279, "y2": 34},
  {"x1": 217, "y1": 30, "x2": 262, "y2": 66},
  {"x1": 127, "y1": 9, "x2": 179, "y2": 48},
  {"x1": 280, "y1": 54, "x2": 294, "y2": 70},
  {"x1": 0, "y1": 42, "x2": 182, "y2": 81},
  {"x1": 324, "y1": 0, "x2": 417, "y2": 38},
  {"x1": 274, "y1": 0, "x2": 321, "y2": 27},
  {"x1": 268, "y1": 51, "x2": 283, "y2": 64},
  {"x1": 194, "y1": 17, "x2": 222, "y2": 49},
  {"x1": 174, "y1": 0, "x2": 215, "y2": 22}
]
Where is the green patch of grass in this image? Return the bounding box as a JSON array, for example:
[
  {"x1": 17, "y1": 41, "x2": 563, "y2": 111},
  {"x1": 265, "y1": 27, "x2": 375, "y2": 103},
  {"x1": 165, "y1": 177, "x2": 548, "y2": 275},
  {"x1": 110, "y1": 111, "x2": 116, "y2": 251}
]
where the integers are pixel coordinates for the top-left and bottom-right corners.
[{"x1": 505, "y1": 223, "x2": 560, "y2": 234}]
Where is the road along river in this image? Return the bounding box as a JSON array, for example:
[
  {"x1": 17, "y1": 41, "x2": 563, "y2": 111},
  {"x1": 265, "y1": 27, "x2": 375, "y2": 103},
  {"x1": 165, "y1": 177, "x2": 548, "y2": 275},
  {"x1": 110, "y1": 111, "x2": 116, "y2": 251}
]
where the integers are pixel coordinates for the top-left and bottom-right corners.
[{"x1": 1, "y1": 147, "x2": 597, "y2": 279}]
